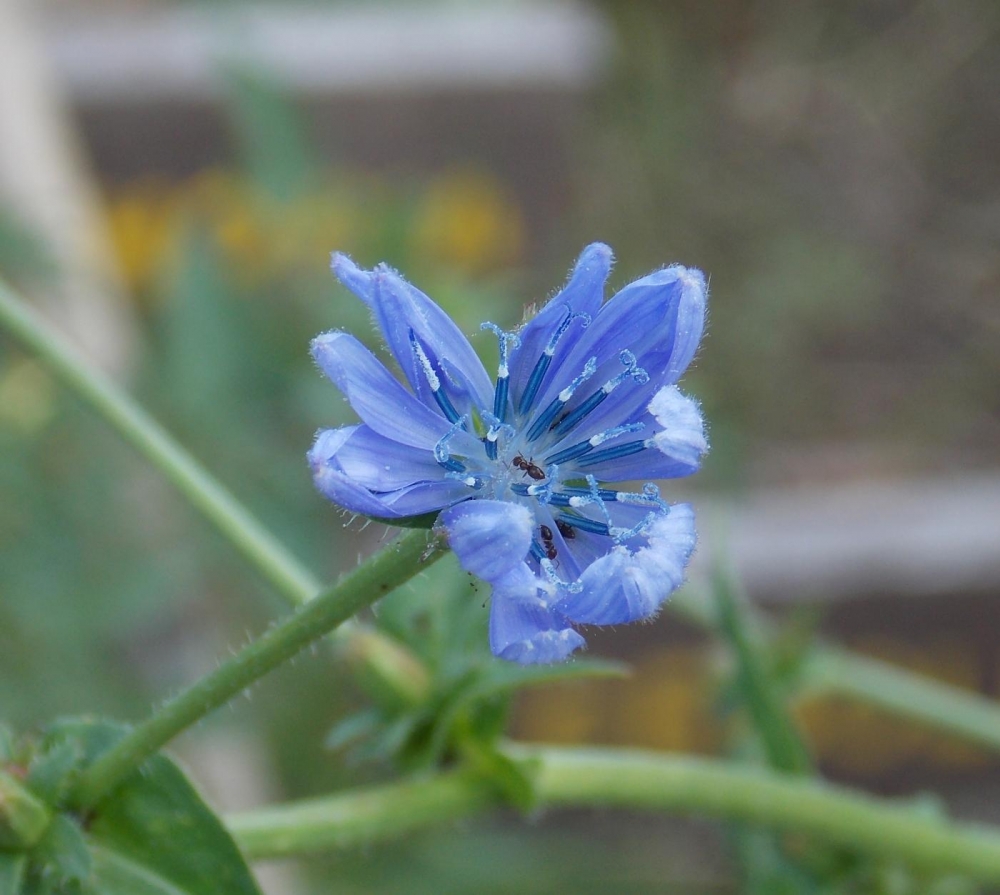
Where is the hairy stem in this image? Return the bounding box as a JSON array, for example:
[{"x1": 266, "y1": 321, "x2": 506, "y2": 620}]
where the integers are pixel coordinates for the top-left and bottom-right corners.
[
  {"x1": 228, "y1": 744, "x2": 1000, "y2": 882},
  {"x1": 73, "y1": 528, "x2": 445, "y2": 810},
  {"x1": 0, "y1": 278, "x2": 430, "y2": 703}
]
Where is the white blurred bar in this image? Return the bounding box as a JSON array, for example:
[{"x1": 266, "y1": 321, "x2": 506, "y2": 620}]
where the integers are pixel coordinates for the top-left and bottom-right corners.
[
  {"x1": 43, "y1": 2, "x2": 612, "y2": 102},
  {"x1": 695, "y1": 473, "x2": 1000, "y2": 602}
]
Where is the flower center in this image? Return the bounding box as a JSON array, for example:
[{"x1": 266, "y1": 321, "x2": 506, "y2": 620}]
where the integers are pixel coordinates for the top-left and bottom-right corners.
[{"x1": 428, "y1": 320, "x2": 668, "y2": 566}]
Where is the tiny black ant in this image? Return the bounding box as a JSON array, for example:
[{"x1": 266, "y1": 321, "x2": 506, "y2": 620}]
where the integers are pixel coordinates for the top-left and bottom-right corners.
[
  {"x1": 539, "y1": 524, "x2": 558, "y2": 560},
  {"x1": 555, "y1": 519, "x2": 576, "y2": 540},
  {"x1": 513, "y1": 454, "x2": 546, "y2": 481}
]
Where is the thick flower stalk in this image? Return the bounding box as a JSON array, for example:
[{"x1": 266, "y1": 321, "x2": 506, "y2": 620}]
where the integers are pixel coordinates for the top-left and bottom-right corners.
[{"x1": 309, "y1": 244, "x2": 707, "y2": 664}]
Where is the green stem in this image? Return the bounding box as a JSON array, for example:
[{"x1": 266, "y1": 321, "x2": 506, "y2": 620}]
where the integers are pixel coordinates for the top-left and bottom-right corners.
[
  {"x1": 73, "y1": 528, "x2": 445, "y2": 810},
  {"x1": 0, "y1": 279, "x2": 319, "y2": 604},
  {"x1": 0, "y1": 278, "x2": 430, "y2": 704},
  {"x1": 802, "y1": 648, "x2": 1000, "y2": 748},
  {"x1": 0, "y1": 771, "x2": 52, "y2": 849},
  {"x1": 670, "y1": 586, "x2": 1000, "y2": 754},
  {"x1": 228, "y1": 770, "x2": 495, "y2": 857},
  {"x1": 228, "y1": 745, "x2": 1000, "y2": 883}
]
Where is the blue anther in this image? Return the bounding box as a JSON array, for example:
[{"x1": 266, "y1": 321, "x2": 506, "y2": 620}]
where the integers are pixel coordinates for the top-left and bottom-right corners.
[
  {"x1": 577, "y1": 439, "x2": 648, "y2": 468},
  {"x1": 517, "y1": 308, "x2": 590, "y2": 417},
  {"x1": 526, "y1": 356, "x2": 597, "y2": 442},
  {"x1": 434, "y1": 414, "x2": 469, "y2": 465},
  {"x1": 548, "y1": 388, "x2": 608, "y2": 437},
  {"x1": 544, "y1": 440, "x2": 595, "y2": 465},
  {"x1": 410, "y1": 330, "x2": 461, "y2": 424}
]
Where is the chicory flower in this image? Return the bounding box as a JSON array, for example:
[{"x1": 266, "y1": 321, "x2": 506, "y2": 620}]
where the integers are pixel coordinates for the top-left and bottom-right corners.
[{"x1": 309, "y1": 244, "x2": 707, "y2": 664}]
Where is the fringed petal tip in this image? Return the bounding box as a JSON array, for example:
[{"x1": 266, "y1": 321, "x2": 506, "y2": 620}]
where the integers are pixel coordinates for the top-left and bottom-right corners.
[
  {"x1": 558, "y1": 504, "x2": 697, "y2": 626},
  {"x1": 648, "y1": 386, "x2": 708, "y2": 472},
  {"x1": 493, "y1": 627, "x2": 587, "y2": 665},
  {"x1": 489, "y1": 569, "x2": 586, "y2": 664}
]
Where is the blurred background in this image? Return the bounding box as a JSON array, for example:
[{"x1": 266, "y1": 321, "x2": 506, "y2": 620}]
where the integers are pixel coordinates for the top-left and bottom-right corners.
[{"x1": 1, "y1": 0, "x2": 999, "y2": 892}]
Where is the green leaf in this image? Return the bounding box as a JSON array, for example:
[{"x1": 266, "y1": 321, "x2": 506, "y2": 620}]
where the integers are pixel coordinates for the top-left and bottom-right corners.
[
  {"x1": 456, "y1": 738, "x2": 539, "y2": 813},
  {"x1": 713, "y1": 568, "x2": 812, "y2": 776},
  {"x1": 27, "y1": 740, "x2": 80, "y2": 806},
  {"x1": 87, "y1": 755, "x2": 262, "y2": 895},
  {"x1": 0, "y1": 853, "x2": 27, "y2": 895},
  {"x1": 31, "y1": 814, "x2": 91, "y2": 890},
  {"x1": 37, "y1": 719, "x2": 261, "y2": 895}
]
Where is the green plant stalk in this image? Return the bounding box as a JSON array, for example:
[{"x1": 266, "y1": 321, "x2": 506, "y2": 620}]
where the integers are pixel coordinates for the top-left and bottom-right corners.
[
  {"x1": 0, "y1": 278, "x2": 430, "y2": 705},
  {"x1": 713, "y1": 568, "x2": 812, "y2": 775},
  {"x1": 227, "y1": 769, "x2": 496, "y2": 857},
  {"x1": 670, "y1": 587, "x2": 1000, "y2": 754},
  {"x1": 228, "y1": 745, "x2": 1000, "y2": 882},
  {"x1": 72, "y1": 528, "x2": 445, "y2": 810}
]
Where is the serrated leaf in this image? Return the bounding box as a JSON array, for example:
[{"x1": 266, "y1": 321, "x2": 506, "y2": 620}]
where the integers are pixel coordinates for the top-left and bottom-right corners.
[{"x1": 37, "y1": 719, "x2": 261, "y2": 895}]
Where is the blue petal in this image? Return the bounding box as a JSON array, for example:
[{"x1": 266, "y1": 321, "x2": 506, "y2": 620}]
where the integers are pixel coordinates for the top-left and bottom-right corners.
[
  {"x1": 508, "y1": 243, "x2": 613, "y2": 409},
  {"x1": 440, "y1": 499, "x2": 533, "y2": 582},
  {"x1": 311, "y1": 331, "x2": 479, "y2": 454},
  {"x1": 309, "y1": 431, "x2": 404, "y2": 517},
  {"x1": 310, "y1": 425, "x2": 447, "y2": 491},
  {"x1": 331, "y1": 253, "x2": 493, "y2": 410},
  {"x1": 576, "y1": 387, "x2": 707, "y2": 482},
  {"x1": 309, "y1": 427, "x2": 471, "y2": 518},
  {"x1": 489, "y1": 565, "x2": 585, "y2": 664},
  {"x1": 558, "y1": 504, "x2": 696, "y2": 625},
  {"x1": 532, "y1": 264, "x2": 707, "y2": 417}
]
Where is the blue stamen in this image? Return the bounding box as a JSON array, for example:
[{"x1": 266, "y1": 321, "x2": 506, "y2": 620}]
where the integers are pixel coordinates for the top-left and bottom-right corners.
[
  {"x1": 544, "y1": 422, "x2": 645, "y2": 466},
  {"x1": 548, "y1": 350, "x2": 647, "y2": 439},
  {"x1": 517, "y1": 307, "x2": 591, "y2": 416},
  {"x1": 578, "y1": 439, "x2": 648, "y2": 467},
  {"x1": 549, "y1": 389, "x2": 608, "y2": 437},
  {"x1": 518, "y1": 353, "x2": 552, "y2": 418},
  {"x1": 529, "y1": 540, "x2": 546, "y2": 561},
  {"x1": 526, "y1": 356, "x2": 597, "y2": 442},
  {"x1": 434, "y1": 415, "x2": 469, "y2": 465},
  {"x1": 554, "y1": 485, "x2": 620, "y2": 502},
  {"x1": 544, "y1": 441, "x2": 595, "y2": 465},
  {"x1": 481, "y1": 322, "x2": 519, "y2": 424},
  {"x1": 611, "y1": 509, "x2": 663, "y2": 542},
  {"x1": 410, "y1": 330, "x2": 461, "y2": 424}
]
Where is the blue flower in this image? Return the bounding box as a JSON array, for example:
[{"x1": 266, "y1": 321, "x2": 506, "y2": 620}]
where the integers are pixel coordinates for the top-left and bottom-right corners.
[{"x1": 309, "y1": 243, "x2": 707, "y2": 664}]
